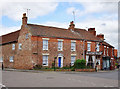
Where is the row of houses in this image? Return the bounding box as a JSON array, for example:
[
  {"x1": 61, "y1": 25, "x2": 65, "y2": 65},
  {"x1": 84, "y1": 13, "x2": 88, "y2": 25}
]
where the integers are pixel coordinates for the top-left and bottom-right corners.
[{"x1": 0, "y1": 13, "x2": 118, "y2": 70}]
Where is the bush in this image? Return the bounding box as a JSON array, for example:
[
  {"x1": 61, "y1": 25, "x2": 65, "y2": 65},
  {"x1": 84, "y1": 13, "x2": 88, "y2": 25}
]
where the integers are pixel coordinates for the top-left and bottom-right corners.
[
  {"x1": 33, "y1": 64, "x2": 42, "y2": 69},
  {"x1": 74, "y1": 59, "x2": 86, "y2": 69},
  {"x1": 115, "y1": 63, "x2": 118, "y2": 66}
]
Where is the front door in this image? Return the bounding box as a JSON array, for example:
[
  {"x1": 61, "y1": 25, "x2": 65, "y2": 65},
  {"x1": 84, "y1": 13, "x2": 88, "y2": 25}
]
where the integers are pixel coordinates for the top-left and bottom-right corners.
[{"x1": 58, "y1": 57, "x2": 61, "y2": 67}]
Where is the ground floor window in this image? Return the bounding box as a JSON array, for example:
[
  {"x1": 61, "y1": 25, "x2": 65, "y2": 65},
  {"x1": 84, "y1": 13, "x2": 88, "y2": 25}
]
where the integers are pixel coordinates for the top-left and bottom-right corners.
[
  {"x1": 42, "y1": 55, "x2": 48, "y2": 66},
  {"x1": 0, "y1": 57, "x2": 3, "y2": 62},
  {"x1": 71, "y1": 56, "x2": 76, "y2": 66},
  {"x1": 9, "y1": 56, "x2": 14, "y2": 62},
  {"x1": 87, "y1": 55, "x2": 94, "y2": 68}
]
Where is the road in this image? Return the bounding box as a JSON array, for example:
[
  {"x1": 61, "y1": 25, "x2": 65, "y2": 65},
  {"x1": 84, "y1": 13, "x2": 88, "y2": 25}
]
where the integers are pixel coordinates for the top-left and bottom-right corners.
[{"x1": 2, "y1": 70, "x2": 118, "y2": 87}]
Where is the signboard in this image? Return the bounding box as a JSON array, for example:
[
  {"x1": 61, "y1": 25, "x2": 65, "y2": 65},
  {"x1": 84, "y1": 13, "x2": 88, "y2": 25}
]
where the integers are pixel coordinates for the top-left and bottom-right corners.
[{"x1": 86, "y1": 51, "x2": 102, "y2": 55}]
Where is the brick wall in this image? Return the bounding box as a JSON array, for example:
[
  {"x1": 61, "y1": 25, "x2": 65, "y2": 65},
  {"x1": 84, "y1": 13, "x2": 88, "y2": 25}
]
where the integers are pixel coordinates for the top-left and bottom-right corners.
[
  {"x1": 14, "y1": 25, "x2": 33, "y2": 69},
  {"x1": 1, "y1": 43, "x2": 17, "y2": 68},
  {"x1": 31, "y1": 36, "x2": 84, "y2": 68}
]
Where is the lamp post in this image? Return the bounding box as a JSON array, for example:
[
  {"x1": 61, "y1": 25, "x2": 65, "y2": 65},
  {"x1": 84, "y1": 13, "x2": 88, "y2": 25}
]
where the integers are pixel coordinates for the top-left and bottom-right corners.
[{"x1": 54, "y1": 57, "x2": 57, "y2": 71}]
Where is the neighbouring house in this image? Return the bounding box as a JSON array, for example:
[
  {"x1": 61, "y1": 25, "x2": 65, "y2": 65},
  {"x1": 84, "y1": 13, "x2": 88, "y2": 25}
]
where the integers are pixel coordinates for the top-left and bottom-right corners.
[{"x1": 0, "y1": 13, "x2": 117, "y2": 70}]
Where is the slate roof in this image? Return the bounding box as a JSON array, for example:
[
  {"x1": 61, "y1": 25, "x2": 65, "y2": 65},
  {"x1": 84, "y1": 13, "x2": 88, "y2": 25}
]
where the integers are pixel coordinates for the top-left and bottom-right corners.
[
  {"x1": 27, "y1": 24, "x2": 101, "y2": 41},
  {"x1": 0, "y1": 23, "x2": 112, "y2": 47},
  {"x1": 102, "y1": 41, "x2": 114, "y2": 48},
  {"x1": 0, "y1": 30, "x2": 20, "y2": 45}
]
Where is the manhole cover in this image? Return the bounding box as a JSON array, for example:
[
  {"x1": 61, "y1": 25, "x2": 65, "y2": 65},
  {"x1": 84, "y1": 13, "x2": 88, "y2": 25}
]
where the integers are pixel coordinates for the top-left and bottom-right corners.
[{"x1": 46, "y1": 77, "x2": 54, "y2": 79}]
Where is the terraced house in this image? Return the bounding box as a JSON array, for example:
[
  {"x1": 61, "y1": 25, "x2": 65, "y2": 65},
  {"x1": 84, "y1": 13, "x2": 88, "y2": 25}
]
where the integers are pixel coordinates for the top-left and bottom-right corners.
[{"x1": 0, "y1": 13, "x2": 117, "y2": 70}]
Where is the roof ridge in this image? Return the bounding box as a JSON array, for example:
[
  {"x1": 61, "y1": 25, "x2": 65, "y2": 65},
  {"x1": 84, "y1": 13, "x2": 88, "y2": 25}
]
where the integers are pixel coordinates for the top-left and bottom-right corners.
[
  {"x1": 1, "y1": 30, "x2": 20, "y2": 37},
  {"x1": 27, "y1": 23, "x2": 67, "y2": 30}
]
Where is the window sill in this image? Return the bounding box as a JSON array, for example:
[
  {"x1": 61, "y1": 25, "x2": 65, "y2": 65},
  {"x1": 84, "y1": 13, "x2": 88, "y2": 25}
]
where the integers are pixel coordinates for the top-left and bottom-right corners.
[
  {"x1": 43, "y1": 49, "x2": 48, "y2": 51},
  {"x1": 58, "y1": 50, "x2": 63, "y2": 51},
  {"x1": 71, "y1": 50, "x2": 76, "y2": 52},
  {"x1": 87, "y1": 50, "x2": 91, "y2": 52},
  {"x1": 42, "y1": 65, "x2": 48, "y2": 66}
]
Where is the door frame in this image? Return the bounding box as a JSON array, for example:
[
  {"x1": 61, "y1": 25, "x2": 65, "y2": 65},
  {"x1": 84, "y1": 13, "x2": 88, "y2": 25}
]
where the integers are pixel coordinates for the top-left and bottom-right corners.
[{"x1": 58, "y1": 56, "x2": 63, "y2": 68}]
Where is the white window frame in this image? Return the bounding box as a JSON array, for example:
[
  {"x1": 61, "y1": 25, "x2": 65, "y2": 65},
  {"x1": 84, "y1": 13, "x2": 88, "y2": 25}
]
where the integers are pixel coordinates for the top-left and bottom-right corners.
[
  {"x1": 0, "y1": 57, "x2": 3, "y2": 62},
  {"x1": 26, "y1": 33, "x2": 29, "y2": 39},
  {"x1": 9, "y1": 56, "x2": 14, "y2": 62},
  {"x1": 58, "y1": 41, "x2": 63, "y2": 51},
  {"x1": 12, "y1": 44, "x2": 15, "y2": 50},
  {"x1": 19, "y1": 43, "x2": 22, "y2": 50},
  {"x1": 71, "y1": 56, "x2": 76, "y2": 66},
  {"x1": 87, "y1": 43, "x2": 91, "y2": 51},
  {"x1": 43, "y1": 40, "x2": 48, "y2": 50},
  {"x1": 42, "y1": 55, "x2": 48, "y2": 66},
  {"x1": 96, "y1": 43, "x2": 99, "y2": 52},
  {"x1": 71, "y1": 42, "x2": 76, "y2": 51}
]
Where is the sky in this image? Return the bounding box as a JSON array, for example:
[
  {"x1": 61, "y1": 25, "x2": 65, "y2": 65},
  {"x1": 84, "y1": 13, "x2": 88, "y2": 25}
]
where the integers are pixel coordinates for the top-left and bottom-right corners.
[{"x1": 0, "y1": 0, "x2": 119, "y2": 52}]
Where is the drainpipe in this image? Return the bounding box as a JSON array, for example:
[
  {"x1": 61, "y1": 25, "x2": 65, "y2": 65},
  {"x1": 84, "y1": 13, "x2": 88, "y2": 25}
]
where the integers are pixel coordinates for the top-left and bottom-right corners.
[
  {"x1": 37, "y1": 35, "x2": 39, "y2": 65},
  {"x1": 83, "y1": 40, "x2": 85, "y2": 59}
]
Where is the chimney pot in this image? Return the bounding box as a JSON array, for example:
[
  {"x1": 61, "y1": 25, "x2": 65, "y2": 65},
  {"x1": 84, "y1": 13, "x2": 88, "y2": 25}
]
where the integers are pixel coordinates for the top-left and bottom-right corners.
[
  {"x1": 97, "y1": 34, "x2": 104, "y2": 40},
  {"x1": 22, "y1": 13, "x2": 27, "y2": 25},
  {"x1": 88, "y1": 28, "x2": 96, "y2": 36},
  {"x1": 23, "y1": 13, "x2": 26, "y2": 17},
  {"x1": 68, "y1": 21, "x2": 75, "y2": 31}
]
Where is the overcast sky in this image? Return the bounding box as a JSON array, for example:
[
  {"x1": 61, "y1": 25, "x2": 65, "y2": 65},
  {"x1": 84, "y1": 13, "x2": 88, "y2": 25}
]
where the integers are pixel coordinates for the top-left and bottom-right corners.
[{"x1": 0, "y1": 0, "x2": 118, "y2": 51}]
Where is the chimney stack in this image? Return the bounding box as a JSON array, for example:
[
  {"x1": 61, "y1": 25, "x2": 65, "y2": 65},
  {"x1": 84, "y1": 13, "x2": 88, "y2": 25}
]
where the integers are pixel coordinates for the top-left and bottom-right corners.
[
  {"x1": 22, "y1": 13, "x2": 27, "y2": 25},
  {"x1": 68, "y1": 21, "x2": 75, "y2": 30},
  {"x1": 88, "y1": 28, "x2": 96, "y2": 36},
  {"x1": 97, "y1": 34, "x2": 104, "y2": 40}
]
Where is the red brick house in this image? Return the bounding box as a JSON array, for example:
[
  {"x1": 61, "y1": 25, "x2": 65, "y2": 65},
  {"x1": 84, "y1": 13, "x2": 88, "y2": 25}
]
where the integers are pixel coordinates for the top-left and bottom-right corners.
[{"x1": 0, "y1": 13, "x2": 117, "y2": 70}]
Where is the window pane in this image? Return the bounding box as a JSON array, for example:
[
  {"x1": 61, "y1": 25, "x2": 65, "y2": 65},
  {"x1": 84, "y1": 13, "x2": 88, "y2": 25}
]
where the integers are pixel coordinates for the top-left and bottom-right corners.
[
  {"x1": 58, "y1": 41, "x2": 63, "y2": 51},
  {"x1": 10, "y1": 56, "x2": 14, "y2": 62},
  {"x1": 87, "y1": 43, "x2": 91, "y2": 51},
  {"x1": 96, "y1": 44, "x2": 99, "y2": 51},
  {"x1": 26, "y1": 33, "x2": 29, "y2": 39},
  {"x1": 71, "y1": 56, "x2": 76, "y2": 65},
  {"x1": 71, "y1": 42, "x2": 75, "y2": 51},
  {"x1": 19, "y1": 43, "x2": 22, "y2": 50},
  {"x1": 42, "y1": 55, "x2": 48, "y2": 66},
  {"x1": 12, "y1": 44, "x2": 15, "y2": 50},
  {"x1": 0, "y1": 57, "x2": 3, "y2": 62},
  {"x1": 43, "y1": 40, "x2": 48, "y2": 50}
]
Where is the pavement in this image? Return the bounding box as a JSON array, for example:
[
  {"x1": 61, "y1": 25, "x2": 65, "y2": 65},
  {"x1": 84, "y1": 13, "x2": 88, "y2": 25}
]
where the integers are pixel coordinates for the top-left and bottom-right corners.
[{"x1": 1, "y1": 69, "x2": 119, "y2": 87}]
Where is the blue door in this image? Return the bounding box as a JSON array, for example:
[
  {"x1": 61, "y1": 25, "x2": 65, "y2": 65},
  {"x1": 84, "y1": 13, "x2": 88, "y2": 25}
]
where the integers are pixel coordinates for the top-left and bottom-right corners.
[{"x1": 58, "y1": 57, "x2": 61, "y2": 67}]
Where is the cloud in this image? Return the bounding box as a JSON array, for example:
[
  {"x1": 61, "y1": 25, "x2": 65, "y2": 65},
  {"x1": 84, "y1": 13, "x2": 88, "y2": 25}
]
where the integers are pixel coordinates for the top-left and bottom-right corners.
[
  {"x1": 39, "y1": 19, "x2": 118, "y2": 49},
  {"x1": 0, "y1": 25, "x2": 20, "y2": 36},
  {"x1": 66, "y1": 2, "x2": 118, "y2": 17},
  {"x1": 1, "y1": 2, "x2": 58, "y2": 21}
]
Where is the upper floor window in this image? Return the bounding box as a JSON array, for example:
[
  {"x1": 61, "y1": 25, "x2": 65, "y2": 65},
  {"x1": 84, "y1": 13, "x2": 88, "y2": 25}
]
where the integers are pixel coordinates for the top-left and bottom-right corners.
[
  {"x1": 71, "y1": 56, "x2": 76, "y2": 66},
  {"x1": 58, "y1": 41, "x2": 63, "y2": 51},
  {"x1": 19, "y1": 43, "x2": 22, "y2": 50},
  {"x1": 12, "y1": 44, "x2": 15, "y2": 50},
  {"x1": 112, "y1": 48, "x2": 114, "y2": 56},
  {"x1": 96, "y1": 43, "x2": 99, "y2": 51},
  {"x1": 0, "y1": 57, "x2": 3, "y2": 62},
  {"x1": 87, "y1": 43, "x2": 91, "y2": 51},
  {"x1": 42, "y1": 55, "x2": 48, "y2": 66},
  {"x1": 9, "y1": 56, "x2": 14, "y2": 62},
  {"x1": 71, "y1": 42, "x2": 76, "y2": 51},
  {"x1": 26, "y1": 33, "x2": 29, "y2": 39},
  {"x1": 43, "y1": 40, "x2": 48, "y2": 50}
]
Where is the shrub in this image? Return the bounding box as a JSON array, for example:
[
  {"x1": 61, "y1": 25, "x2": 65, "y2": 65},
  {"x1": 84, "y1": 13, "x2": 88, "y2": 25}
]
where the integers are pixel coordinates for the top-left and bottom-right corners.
[
  {"x1": 33, "y1": 64, "x2": 42, "y2": 69},
  {"x1": 74, "y1": 59, "x2": 86, "y2": 69},
  {"x1": 115, "y1": 63, "x2": 118, "y2": 66}
]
